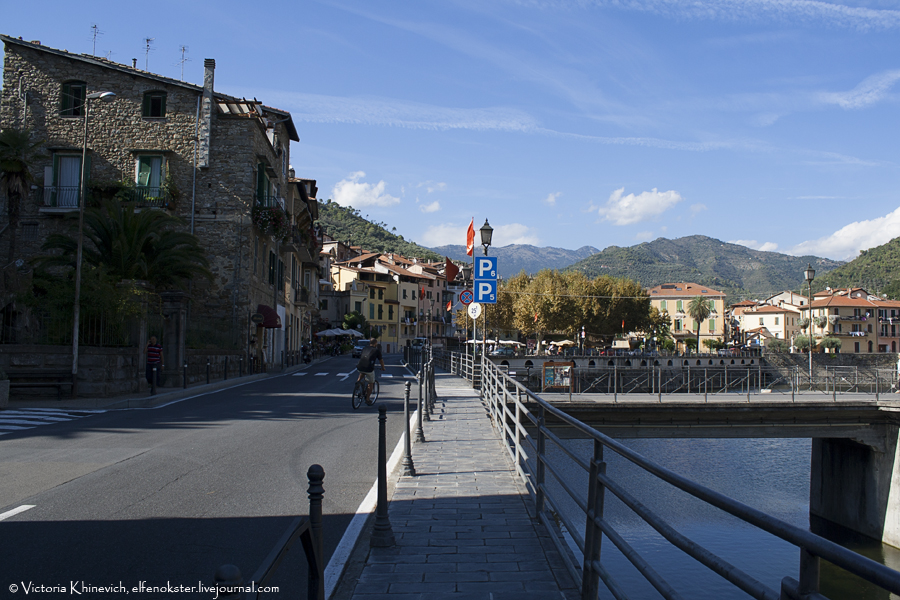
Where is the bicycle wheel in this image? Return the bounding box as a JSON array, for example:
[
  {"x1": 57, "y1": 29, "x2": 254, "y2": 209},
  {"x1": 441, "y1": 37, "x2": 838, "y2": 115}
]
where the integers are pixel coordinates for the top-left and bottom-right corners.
[
  {"x1": 370, "y1": 380, "x2": 380, "y2": 403},
  {"x1": 352, "y1": 380, "x2": 365, "y2": 410}
]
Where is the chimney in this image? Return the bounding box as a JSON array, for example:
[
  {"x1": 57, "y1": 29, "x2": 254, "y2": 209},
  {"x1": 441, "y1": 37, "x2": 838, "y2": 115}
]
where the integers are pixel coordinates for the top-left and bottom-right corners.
[
  {"x1": 197, "y1": 58, "x2": 216, "y2": 169},
  {"x1": 132, "y1": 58, "x2": 137, "y2": 69}
]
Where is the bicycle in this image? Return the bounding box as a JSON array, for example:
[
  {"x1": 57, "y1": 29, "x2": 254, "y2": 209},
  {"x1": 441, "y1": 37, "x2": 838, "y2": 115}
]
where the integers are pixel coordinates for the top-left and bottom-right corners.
[{"x1": 351, "y1": 374, "x2": 380, "y2": 409}]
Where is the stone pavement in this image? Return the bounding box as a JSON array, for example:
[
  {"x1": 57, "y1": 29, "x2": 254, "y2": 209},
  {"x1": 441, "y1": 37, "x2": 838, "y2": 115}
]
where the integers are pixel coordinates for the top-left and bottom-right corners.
[{"x1": 348, "y1": 373, "x2": 578, "y2": 600}]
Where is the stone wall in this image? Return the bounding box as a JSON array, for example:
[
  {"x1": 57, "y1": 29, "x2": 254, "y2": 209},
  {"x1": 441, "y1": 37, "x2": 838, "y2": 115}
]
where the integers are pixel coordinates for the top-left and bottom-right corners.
[{"x1": 763, "y1": 351, "x2": 897, "y2": 376}]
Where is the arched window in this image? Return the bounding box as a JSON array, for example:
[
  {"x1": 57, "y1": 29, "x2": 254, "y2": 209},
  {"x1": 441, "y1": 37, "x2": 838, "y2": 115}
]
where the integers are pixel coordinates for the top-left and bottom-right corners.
[
  {"x1": 60, "y1": 80, "x2": 86, "y2": 116},
  {"x1": 143, "y1": 91, "x2": 167, "y2": 118}
]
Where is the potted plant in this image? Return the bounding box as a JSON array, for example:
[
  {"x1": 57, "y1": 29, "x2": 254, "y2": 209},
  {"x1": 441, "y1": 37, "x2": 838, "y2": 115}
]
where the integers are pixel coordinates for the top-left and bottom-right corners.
[{"x1": 0, "y1": 367, "x2": 8, "y2": 409}]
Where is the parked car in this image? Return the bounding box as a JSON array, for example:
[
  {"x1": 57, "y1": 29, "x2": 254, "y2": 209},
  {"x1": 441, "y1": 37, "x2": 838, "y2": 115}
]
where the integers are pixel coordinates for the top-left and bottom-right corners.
[
  {"x1": 352, "y1": 341, "x2": 368, "y2": 358},
  {"x1": 490, "y1": 347, "x2": 515, "y2": 357}
]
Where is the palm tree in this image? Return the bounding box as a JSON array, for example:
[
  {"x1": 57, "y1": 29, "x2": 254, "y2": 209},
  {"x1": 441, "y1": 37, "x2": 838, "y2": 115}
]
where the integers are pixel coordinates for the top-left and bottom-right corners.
[
  {"x1": 36, "y1": 198, "x2": 211, "y2": 289},
  {"x1": 687, "y1": 296, "x2": 712, "y2": 354},
  {"x1": 0, "y1": 128, "x2": 45, "y2": 265}
]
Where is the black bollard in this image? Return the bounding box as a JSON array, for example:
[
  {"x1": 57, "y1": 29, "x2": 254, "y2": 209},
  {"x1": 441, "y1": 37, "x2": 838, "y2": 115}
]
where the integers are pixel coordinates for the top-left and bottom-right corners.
[
  {"x1": 415, "y1": 367, "x2": 426, "y2": 443},
  {"x1": 150, "y1": 366, "x2": 157, "y2": 396},
  {"x1": 239, "y1": 357, "x2": 243, "y2": 378},
  {"x1": 422, "y1": 362, "x2": 431, "y2": 422},
  {"x1": 402, "y1": 381, "x2": 416, "y2": 477},
  {"x1": 183, "y1": 363, "x2": 187, "y2": 389},
  {"x1": 370, "y1": 405, "x2": 395, "y2": 547},
  {"x1": 224, "y1": 356, "x2": 228, "y2": 381},
  {"x1": 307, "y1": 464, "x2": 325, "y2": 599},
  {"x1": 213, "y1": 564, "x2": 242, "y2": 600},
  {"x1": 206, "y1": 359, "x2": 210, "y2": 385}
]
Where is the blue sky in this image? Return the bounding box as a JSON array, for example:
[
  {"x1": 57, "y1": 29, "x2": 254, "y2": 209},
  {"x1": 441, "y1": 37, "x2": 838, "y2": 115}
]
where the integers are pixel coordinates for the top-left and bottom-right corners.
[{"x1": 5, "y1": 0, "x2": 900, "y2": 261}]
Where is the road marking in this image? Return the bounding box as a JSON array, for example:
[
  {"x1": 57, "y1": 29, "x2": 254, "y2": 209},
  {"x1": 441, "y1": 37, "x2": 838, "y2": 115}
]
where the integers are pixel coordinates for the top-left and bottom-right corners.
[
  {"x1": 380, "y1": 374, "x2": 393, "y2": 378},
  {"x1": 0, "y1": 505, "x2": 35, "y2": 522},
  {"x1": 337, "y1": 371, "x2": 354, "y2": 382},
  {"x1": 291, "y1": 372, "x2": 308, "y2": 377},
  {"x1": 314, "y1": 372, "x2": 329, "y2": 376},
  {"x1": 0, "y1": 409, "x2": 104, "y2": 436}
]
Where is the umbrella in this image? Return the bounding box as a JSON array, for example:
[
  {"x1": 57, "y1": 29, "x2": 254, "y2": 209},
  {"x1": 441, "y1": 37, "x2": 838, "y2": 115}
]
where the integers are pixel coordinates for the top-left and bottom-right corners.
[
  {"x1": 552, "y1": 339, "x2": 576, "y2": 346},
  {"x1": 346, "y1": 329, "x2": 364, "y2": 337},
  {"x1": 315, "y1": 329, "x2": 337, "y2": 337}
]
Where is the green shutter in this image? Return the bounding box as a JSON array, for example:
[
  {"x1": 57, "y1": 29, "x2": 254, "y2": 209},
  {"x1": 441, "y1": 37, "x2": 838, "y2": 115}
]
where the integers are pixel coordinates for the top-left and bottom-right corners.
[
  {"x1": 256, "y1": 164, "x2": 266, "y2": 203},
  {"x1": 138, "y1": 157, "x2": 152, "y2": 186},
  {"x1": 142, "y1": 93, "x2": 151, "y2": 117},
  {"x1": 160, "y1": 93, "x2": 167, "y2": 117}
]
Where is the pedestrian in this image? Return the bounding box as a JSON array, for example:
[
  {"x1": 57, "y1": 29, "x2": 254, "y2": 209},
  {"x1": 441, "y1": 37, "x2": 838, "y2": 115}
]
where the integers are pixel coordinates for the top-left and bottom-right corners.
[{"x1": 146, "y1": 335, "x2": 163, "y2": 386}]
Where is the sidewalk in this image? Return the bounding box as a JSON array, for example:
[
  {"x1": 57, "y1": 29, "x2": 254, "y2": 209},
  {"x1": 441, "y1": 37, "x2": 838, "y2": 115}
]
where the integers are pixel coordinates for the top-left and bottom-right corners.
[{"x1": 347, "y1": 373, "x2": 578, "y2": 600}]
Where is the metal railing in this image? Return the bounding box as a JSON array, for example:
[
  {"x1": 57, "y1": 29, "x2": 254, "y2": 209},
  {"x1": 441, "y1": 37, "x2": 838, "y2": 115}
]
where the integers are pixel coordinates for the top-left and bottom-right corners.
[
  {"x1": 0, "y1": 311, "x2": 130, "y2": 347},
  {"x1": 437, "y1": 350, "x2": 900, "y2": 600},
  {"x1": 215, "y1": 464, "x2": 325, "y2": 600}
]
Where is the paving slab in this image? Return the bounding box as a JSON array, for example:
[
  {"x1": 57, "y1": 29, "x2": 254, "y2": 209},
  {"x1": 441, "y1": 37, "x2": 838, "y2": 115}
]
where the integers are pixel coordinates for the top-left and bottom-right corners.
[{"x1": 347, "y1": 372, "x2": 578, "y2": 599}]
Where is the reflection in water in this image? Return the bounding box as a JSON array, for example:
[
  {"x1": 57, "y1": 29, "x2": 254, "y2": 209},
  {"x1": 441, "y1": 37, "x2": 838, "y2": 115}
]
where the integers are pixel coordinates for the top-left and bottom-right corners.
[{"x1": 546, "y1": 438, "x2": 898, "y2": 600}]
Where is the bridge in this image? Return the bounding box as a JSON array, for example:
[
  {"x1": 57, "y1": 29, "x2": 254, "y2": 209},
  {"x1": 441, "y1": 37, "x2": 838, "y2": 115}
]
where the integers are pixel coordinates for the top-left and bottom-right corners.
[{"x1": 434, "y1": 349, "x2": 900, "y2": 599}]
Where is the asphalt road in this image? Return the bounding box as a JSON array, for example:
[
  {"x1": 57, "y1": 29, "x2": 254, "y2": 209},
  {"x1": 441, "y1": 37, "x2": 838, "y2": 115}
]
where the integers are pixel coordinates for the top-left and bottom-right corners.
[{"x1": 0, "y1": 353, "x2": 413, "y2": 598}]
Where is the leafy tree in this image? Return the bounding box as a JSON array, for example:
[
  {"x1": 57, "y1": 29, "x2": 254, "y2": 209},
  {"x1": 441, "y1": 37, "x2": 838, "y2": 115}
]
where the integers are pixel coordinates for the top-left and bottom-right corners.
[
  {"x1": 0, "y1": 128, "x2": 45, "y2": 264},
  {"x1": 820, "y1": 336, "x2": 842, "y2": 353},
  {"x1": 767, "y1": 339, "x2": 789, "y2": 353},
  {"x1": 702, "y1": 338, "x2": 724, "y2": 351},
  {"x1": 659, "y1": 338, "x2": 675, "y2": 352},
  {"x1": 645, "y1": 306, "x2": 672, "y2": 348},
  {"x1": 687, "y1": 296, "x2": 712, "y2": 352},
  {"x1": 794, "y1": 334, "x2": 812, "y2": 352},
  {"x1": 36, "y1": 199, "x2": 210, "y2": 290},
  {"x1": 342, "y1": 311, "x2": 369, "y2": 336},
  {"x1": 684, "y1": 338, "x2": 698, "y2": 352}
]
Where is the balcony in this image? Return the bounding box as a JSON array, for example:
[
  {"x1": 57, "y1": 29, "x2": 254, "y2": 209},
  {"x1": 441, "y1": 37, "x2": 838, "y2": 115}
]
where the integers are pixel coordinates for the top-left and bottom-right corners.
[
  {"x1": 38, "y1": 185, "x2": 82, "y2": 209},
  {"x1": 256, "y1": 194, "x2": 285, "y2": 210},
  {"x1": 125, "y1": 186, "x2": 174, "y2": 208},
  {"x1": 294, "y1": 287, "x2": 310, "y2": 306},
  {"x1": 33, "y1": 185, "x2": 173, "y2": 210}
]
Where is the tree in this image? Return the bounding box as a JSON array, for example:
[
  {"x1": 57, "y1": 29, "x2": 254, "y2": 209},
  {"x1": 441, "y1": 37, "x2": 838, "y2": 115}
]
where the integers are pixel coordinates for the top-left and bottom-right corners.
[
  {"x1": 820, "y1": 336, "x2": 842, "y2": 353},
  {"x1": 794, "y1": 334, "x2": 812, "y2": 352},
  {"x1": 687, "y1": 296, "x2": 712, "y2": 353},
  {"x1": 702, "y1": 338, "x2": 724, "y2": 351},
  {"x1": 36, "y1": 199, "x2": 210, "y2": 290},
  {"x1": 767, "y1": 339, "x2": 789, "y2": 353},
  {"x1": 0, "y1": 128, "x2": 45, "y2": 265},
  {"x1": 342, "y1": 311, "x2": 369, "y2": 336}
]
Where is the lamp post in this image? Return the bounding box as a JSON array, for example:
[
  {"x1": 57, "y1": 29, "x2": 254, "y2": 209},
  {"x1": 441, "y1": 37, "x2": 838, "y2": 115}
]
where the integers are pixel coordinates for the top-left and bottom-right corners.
[
  {"x1": 72, "y1": 90, "x2": 116, "y2": 396},
  {"x1": 805, "y1": 263, "x2": 816, "y2": 382},
  {"x1": 479, "y1": 220, "x2": 492, "y2": 374}
]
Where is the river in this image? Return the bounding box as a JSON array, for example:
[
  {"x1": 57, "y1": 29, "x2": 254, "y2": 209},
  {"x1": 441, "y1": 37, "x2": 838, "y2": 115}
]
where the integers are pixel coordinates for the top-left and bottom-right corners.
[{"x1": 547, "y1": 438, "x2": 900, "y2": 599}]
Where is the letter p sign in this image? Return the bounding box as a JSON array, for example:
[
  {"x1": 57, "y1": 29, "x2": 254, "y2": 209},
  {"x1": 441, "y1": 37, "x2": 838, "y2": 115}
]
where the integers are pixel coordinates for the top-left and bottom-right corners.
[{"x1": 475, "y1": 281, "x2": 497, "y2": 304}]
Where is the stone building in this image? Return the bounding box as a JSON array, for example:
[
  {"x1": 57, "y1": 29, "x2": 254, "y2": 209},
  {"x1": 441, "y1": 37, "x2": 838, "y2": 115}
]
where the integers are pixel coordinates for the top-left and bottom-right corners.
[{"x1": 0, "y1": 35, "x2": 319, "y2": 373}]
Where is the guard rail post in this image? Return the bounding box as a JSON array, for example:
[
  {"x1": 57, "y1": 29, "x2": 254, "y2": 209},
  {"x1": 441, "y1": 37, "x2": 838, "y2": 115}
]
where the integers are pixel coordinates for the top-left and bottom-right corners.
[
  {"x1": 415, "y1": 364, "x2": 426, "y2": 443},
  {"x1": 370, "y1": 405, "x2": 395, "y2": 547},
  {"x1": 422, "y1": 361, "x2": 431, "y2": 422},
  {"x1": 536, "y1": 404, "x2": 546, "y2": 515},
  {"x1": 402, "y1": 381, "x2": 416, "y2": 477},
  {"x1": 582, "y1": 439, "x2": 605, "y2": 600}
]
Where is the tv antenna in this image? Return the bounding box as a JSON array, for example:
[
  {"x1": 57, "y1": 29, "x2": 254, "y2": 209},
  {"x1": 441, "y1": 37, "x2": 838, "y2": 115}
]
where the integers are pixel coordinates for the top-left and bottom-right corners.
[
  {"x1": 90, "y1": 24, "x2": 103, "y2": 56},
  {"x1": 143, "y1": 37, "x2": 155, "y2": 70},
  {"x1": 177, "y1": 45, "x2": 190, "y2": 81}
]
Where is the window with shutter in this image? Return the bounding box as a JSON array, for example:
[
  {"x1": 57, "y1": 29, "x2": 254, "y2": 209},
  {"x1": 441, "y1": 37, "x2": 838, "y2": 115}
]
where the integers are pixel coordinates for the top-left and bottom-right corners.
[
  {"x1": 60, "y1": 81, "x2": 86, "y2": 116},
  {"x1": 142, "y1": 91, "x2": 167, "y2": 117}
]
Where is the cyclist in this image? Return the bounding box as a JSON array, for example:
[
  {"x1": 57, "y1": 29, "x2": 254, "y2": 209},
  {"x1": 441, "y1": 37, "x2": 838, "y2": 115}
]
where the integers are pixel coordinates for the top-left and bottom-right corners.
[{"x1": 356, "y1": 338, "x2": 386, "y2": 405}]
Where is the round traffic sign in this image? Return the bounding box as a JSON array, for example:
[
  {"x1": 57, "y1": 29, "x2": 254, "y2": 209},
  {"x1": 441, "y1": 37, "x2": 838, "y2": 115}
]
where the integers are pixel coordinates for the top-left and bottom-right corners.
[
  {"x1": 251, "y1": 313, "x2": 265, "y2": 324},
  {"x1": 467, "y1": 302, "x2": 482, "y2": 319},
  {"x1": 459, "y1": 289, "x2": 474, "y2": 306}
]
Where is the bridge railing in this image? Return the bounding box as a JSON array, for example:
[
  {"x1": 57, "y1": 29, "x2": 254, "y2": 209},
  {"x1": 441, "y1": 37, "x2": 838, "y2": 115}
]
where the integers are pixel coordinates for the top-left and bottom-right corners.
[{"x1": 438, "y1": 350, "x2": 900, "y2": 600}]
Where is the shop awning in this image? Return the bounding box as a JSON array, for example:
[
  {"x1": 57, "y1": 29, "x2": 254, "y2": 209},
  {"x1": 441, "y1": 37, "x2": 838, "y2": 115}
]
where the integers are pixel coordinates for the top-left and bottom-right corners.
[{"x1": 256, "y1": 304, "x2": 282, "y2": 329}]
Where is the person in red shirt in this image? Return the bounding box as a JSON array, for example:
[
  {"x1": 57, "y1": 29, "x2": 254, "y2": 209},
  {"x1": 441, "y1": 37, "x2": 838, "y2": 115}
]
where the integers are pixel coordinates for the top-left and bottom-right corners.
[{"x1": 146, "y1": 336, "x2": 163, "y2": 385}]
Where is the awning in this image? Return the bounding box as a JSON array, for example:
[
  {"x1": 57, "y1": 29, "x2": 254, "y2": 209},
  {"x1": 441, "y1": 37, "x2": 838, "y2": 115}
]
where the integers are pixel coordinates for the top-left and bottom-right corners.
[{"x1": 256, "y1": 304, "x2": 282, "y2": 329}]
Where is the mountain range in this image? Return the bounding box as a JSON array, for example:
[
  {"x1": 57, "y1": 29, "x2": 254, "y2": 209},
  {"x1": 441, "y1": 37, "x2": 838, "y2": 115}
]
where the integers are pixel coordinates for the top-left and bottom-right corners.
[{"x1": 431, "y1": 244, "x2": 600, "y2": 277}]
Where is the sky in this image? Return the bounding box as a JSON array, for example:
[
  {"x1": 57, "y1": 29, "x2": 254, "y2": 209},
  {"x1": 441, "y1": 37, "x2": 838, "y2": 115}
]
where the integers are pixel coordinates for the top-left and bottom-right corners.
[{"x1": 4, "y1": 0, "x2": 900, "y2": 261}]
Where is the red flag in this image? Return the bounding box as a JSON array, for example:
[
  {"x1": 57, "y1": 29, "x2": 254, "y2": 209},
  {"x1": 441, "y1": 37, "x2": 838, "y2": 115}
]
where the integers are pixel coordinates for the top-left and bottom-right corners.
[
  {"x1": 420, "y1": 286, "x2": 425, "y2": 298},
  {"x1": 445, "y1": 257, "x2": 459, "y2": 283},
  {"x1": 446, "y1": 300, "x2": 452, "y2": 312},
  {"x1": 622, "y1": 319, "x2": 625, "y2": 330},
  {"x1": 534, "y1": 312, "x2": 539, "y2": 323},
  {"x1": 466, "y1": 218, "x2": 475, "y2": 256}
]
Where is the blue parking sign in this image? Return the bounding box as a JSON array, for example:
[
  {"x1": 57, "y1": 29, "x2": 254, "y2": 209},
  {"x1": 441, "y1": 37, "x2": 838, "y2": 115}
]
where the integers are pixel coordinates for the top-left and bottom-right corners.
[
  {"x1": 475, "y1": 280, "x2": 497, "y2": 304},
  {"x1": 474, "y1": 256, "x2": 498, "y2": 280}
]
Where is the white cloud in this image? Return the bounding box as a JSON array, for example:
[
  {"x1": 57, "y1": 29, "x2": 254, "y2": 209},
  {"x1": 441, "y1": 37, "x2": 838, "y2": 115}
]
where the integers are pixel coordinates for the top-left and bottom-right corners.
[
  {"x1": 790, "y1": 206, "x2": 900, "y2": 260},
  {"x1": 421, "y1": 223, "x2": 470, "y2": 247},
  {"x1": 494, "y1": 223, "x2": 541, "y2": 246},
  {"x1": 544, "y1": 192, "x2": 562, "y2": 206},
  {"x1": 690, "y1": 203, "x2": 708, "y2": 215},
  {"x1": 420, "y1": 201, "x2": 441, "y2": 213},
  {"x1": 598, "y1": 187, "x2": 683, "y2": 226},
  {"x1": 729, "y1": 239, "x2": 779, "y2": 252},
  {"x1": 331, "y1": 172, "x2": 400, "y2": 208},
  {"x1": 635, "y1": 231, "x2": 654, "y2": 241},
  {"x1": 819, "y1": 69, "x2": 900, "y2": 109},
  {"x1": 418, "y1": 181, "x2": 447, "y2": 194}
]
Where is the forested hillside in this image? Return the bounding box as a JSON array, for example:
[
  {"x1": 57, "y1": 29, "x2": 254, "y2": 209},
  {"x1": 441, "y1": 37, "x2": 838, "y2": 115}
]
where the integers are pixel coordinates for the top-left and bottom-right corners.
[
  {"x1": 316, "y1": 201, "x2": 442, "y2": 260},
  {"x1": 813, "y1": 237, "x2": 900, "y2": 298},
  {"x1": 432, "y1": 244, "x2": 599, "y2": 277}
]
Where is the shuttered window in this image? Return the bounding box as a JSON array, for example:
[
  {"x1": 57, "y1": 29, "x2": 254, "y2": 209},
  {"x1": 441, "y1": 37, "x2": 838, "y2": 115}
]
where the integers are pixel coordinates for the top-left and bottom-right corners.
[{"x1": 142, "y1": 91, "x2": 167, "y2": 117}]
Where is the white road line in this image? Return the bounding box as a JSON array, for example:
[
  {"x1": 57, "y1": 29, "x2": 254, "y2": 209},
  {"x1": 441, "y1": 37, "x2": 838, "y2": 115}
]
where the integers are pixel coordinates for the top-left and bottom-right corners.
[
  {"x1": 291, "y1": 372, "x2": 308, "y2": 377},
  {"x1": 380, "y1": 374, "x2": 393, "y2": 378},
  {"x1": 324, "y1": 410, "x2": 415, "y2": 598},
  {"x1": 314, "y1": 372, "x2": 329, "y2": 377},
  {"x1": 0, "y1": 425, "x2": 34, "y2": 431},
  {"x1": 337, "y1": 372, "x2": 353, "y2": 382},
  {"x1": 0, "y1": 505, "x2": 36, "y2": 521}
]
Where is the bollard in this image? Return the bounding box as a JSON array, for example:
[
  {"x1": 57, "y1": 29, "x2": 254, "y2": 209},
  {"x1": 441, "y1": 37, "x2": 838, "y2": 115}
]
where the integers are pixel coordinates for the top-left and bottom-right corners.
[
  {"x1": 183, "y1": 363, "x2": 188, "y2": 389},
  {"x1": 307, "y1": 464, "x2": 325, "y2": 599},
  {"x1": 370, "y1": 405, "x2": 395, "y2": 547},
  {"x1": 415, "y1": 368, "x2": 426, "y2": 443},
  {"x1": 239, "y1": 357, "x2": 243, "y2": 378},
  {"x1": 150, "y1": 366, "x2": 157, "y2": 396},
  {"x1": 402, "y1": 381, "x2": 416, "y2": 477},
  {"x1": 213, "y1": 564, "x2": 242, "y2": 600},
  {"x1": 422, "y1": 362, "x2": 431, "y2": 422},
  {"x1": 207, "y1": 359, "x2": 211, "y2": 385},
  {"x1": 224, "y1": 356, "x2": 228, "y2": 381}
]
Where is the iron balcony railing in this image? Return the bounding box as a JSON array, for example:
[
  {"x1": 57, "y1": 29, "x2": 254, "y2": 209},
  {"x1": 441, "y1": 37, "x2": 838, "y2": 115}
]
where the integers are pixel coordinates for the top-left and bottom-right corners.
[
  {"x1": 126, "y1": 186, "x2": 173, "y2": 208},
  {"x1": 434, "y1": 350, "x2": 900, "y2": 600},
  {"x1": 256, "y1": 194, "x2": 286, "y2": 210},
  {"x1": 40, "y1": 185, "x2": 82, "y2": 208},
  {"x1": 32, "y1": 185, "x2": 172, "y2": 209}
]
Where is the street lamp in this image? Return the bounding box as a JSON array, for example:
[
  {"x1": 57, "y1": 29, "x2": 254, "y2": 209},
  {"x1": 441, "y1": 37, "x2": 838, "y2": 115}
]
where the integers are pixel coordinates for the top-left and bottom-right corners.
[
  {"x1": 479, "y1": 219, "x2": 493, "y2": 256},
  {"x1": 805, "y1": 263, "x2": 816, "y2": 381},
  {"x1": 72, "y1": 90, "x2": 116, "y2": 396}
]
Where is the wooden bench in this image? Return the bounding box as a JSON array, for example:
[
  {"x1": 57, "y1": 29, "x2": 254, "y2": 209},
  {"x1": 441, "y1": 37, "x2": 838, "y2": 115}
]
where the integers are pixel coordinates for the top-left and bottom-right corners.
[{"x1": 7, "y1": 370, "x2": 74, "y2": 401}]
